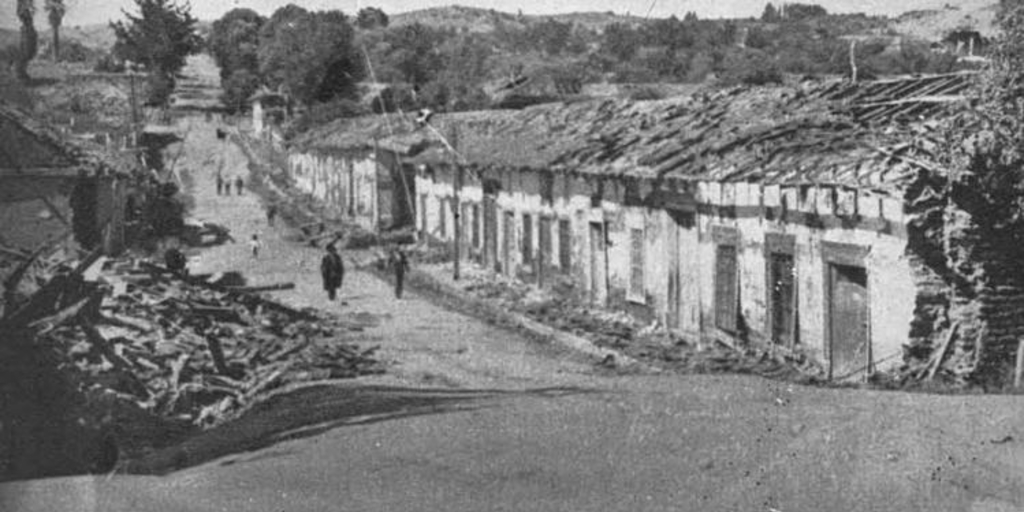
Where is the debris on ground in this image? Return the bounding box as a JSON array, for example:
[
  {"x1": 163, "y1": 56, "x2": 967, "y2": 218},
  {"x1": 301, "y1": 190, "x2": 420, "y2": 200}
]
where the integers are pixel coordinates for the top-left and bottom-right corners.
[
  {"x1": 0, "y1": 242, "x2": 384, "y2": 471},
  {"x1": 403, "y1": 251, "x2": 826, "y2": 384}
]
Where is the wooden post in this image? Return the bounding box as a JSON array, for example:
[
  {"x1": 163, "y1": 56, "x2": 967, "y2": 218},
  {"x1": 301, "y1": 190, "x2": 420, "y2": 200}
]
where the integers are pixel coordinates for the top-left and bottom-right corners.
[
  {"x1": 450, "y1": 124, "x2": 462, "y2": 281},
  {"x1": 849, "y1": 39, "x2": 858, "y2": 83},
  {"x1": 1015, "y1": 338, "x2": 1024, "y2": 389}
]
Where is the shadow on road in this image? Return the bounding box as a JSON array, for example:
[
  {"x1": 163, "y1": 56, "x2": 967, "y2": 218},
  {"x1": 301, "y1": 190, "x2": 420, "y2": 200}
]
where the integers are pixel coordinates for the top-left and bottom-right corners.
[{"x1": 124, "y1": 383, "x2": 596, "y2": 475}]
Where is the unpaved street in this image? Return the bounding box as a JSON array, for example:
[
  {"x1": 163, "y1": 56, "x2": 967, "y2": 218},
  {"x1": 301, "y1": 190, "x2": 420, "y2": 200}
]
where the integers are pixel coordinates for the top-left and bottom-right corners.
[{"x1": 4, "y1": 57, "x2": 1024, "y2": 512}]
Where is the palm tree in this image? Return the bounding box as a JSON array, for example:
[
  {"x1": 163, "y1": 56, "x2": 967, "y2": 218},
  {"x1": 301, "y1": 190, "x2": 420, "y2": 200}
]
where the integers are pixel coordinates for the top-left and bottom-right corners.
[
  {"x1": 16, "y1": 0, "x2": 37, "y2": 82},
  {"x1": 46, "y1": 0, "x2": 66, "y2": 61}
]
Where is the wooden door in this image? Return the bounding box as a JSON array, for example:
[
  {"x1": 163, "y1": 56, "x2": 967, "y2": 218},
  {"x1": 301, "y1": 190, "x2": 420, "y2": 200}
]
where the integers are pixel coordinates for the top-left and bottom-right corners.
[
  {"x1": 539, "y1": 217, "x2": 553, "y2": 286},
  {"x1": 677, "y1": 215, "x2": 700, "y2": 333},
  {"x1": 769, "y1": 252, "x2": 796, "y2": 347},
  {"x1": 503, "y1": 211, "x2": 515, "y2": 276},
  {"x1": 829, "y1": 264, "x2": 869, "y2": 379},
  {"x1": 666, "y1": 216, "x2": 681, "y2": 330},
  {"x1": 484, "y1": 196, "x2": 497, "y2": 271},
  {"x1": 589, "y1": 222, "x2": 607, "y2": 304}
]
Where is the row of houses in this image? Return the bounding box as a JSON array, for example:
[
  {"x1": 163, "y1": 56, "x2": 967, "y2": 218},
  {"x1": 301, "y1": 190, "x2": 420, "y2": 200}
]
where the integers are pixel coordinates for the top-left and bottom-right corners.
[{"x1": 279, "y1": 73, "x2": 1015, "y2": 383}]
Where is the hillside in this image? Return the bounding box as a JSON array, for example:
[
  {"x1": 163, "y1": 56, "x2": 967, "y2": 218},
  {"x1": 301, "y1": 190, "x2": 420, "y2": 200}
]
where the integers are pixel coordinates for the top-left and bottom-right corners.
[
  {"x1": 893, "y1": 0, "x2": 998, "y2": 40},
  {"x1": 390, "y1": 5, "x2": 641, "y2": 33}
]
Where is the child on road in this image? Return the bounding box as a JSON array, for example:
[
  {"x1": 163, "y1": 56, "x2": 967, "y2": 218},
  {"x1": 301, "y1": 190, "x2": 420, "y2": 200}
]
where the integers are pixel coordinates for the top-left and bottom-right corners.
[{"x1": 249, "y1": 234, "x2": 262, "y2": 258}]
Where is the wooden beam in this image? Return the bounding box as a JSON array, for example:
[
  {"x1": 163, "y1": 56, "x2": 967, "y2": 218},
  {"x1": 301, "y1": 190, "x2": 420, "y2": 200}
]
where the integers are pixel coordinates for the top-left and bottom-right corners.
[
  {"x1": 927, "y1": 322, "x2": 959, "y2": 381},
  {"x1": 1015, "y1": 338, "x2": 1024, "y2": 389}
]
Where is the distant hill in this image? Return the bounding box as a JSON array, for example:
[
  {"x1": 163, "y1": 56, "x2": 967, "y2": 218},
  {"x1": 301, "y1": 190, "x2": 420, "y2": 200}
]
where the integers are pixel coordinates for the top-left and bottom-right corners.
[
  {"x1": 892, "y1": 0, "x2": 998, "y2": 40},
  {"x1": 390, "y1": 5, "x2": 642, "y2": 33},
  {"x1": 54, "y1": 24, "x2": 118, "y2": 51}
]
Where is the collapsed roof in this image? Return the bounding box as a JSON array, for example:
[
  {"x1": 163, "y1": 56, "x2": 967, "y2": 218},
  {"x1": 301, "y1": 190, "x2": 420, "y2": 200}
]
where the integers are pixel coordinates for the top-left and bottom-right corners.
[
  {"x1": 293, "y1": 72, "x2": 976, "y2": 192},
  {"x1": 0, "y1": 102, "x2": 128, "y2": 178}
]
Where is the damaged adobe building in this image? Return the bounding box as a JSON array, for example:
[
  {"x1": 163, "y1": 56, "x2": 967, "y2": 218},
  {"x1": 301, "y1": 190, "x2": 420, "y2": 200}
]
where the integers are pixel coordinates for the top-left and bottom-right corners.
[
  {"x1": 283, "y1": 72, "x2": 1021, "y2": 388},
  {"x1": 0, "y1": 102, "x2": 130, "y2": 258}
]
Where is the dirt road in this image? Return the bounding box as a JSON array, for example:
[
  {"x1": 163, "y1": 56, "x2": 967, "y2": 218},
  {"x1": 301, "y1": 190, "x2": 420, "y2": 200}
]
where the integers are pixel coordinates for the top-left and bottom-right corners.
[{"x1": 3, "y1": 56, "x2": 1024, "y2": 512}]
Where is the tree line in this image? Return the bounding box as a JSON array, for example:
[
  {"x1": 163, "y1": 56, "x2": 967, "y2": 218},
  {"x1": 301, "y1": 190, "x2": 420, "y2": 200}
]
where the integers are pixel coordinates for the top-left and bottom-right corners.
[{"x1": 206, "y1": 2, "x2": 976, "y2": 122}]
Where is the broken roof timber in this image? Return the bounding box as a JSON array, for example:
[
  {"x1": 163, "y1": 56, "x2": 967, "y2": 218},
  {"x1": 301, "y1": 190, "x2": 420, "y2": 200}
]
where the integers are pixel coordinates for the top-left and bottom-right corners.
[{"x1": 301, "y1": 73, "x2": 970, "y2": 192}]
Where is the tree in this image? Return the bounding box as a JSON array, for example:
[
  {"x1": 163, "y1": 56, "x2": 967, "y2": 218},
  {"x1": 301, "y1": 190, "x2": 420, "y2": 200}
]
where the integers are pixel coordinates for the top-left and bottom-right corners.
[
  {"x1": 16, "y1": 0, "x2": 37, "y2": 82},
  {"x1": 782, "y1": 3, "x2": 828, "y2": 21},
  {"x1": 602, "y1": 23, "x2": 639, "y2": 61},
  {"x1": 258, "y1": 6, "x2": 364, "y2": 105},
  {"x1": 529, "y1": 19, "x2": 572, "y2": 55},
  {"x1": 762, "y1": 3, "x2": 780, "y2": 23},
  {"x1": 221, "y1": 68, "x2": 260, "y2": 112},
  {"x1": 382, "y1": 23, "x2": 446, "y2": 87},
  {"x1": 45, "y1": 0, "x2": 66, "y2": 62},
  {"x1": 356, "y1": 7, "x2": 388, "y2": 30},
  {"x1": 209, "y1": 8, "x2": 264, "y2": 81},
  {"x1": 111, "y1": 0, "x2": 201, "y2": 103}
]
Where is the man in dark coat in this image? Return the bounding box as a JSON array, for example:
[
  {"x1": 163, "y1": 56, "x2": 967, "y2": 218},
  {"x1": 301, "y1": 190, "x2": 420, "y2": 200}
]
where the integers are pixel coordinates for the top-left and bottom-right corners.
[
  {"x1": 321, "y1": 243, "x2": 345, "y2": 301},
  {"x1": 216, "y1": 174, "x2": 224, "y2": 196},
  {"x1": 388, "y1": 247, "x2": 409, "y2": 299},
  {"x1": 164, "y1": 246, "x2": 187, "y2": 277},
  {"x1": 235, "y1": 175, "x2": 244, "y2": 195}
]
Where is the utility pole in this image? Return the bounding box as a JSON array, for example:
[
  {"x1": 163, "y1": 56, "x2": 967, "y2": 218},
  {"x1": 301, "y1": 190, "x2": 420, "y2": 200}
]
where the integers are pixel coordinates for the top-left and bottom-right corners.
[
  {"x1": 128, "y1": 64, "x2": 140, "y2": 150},
  {"x1": 450, "y1": 124, "x2": 462, "y2": 281}
]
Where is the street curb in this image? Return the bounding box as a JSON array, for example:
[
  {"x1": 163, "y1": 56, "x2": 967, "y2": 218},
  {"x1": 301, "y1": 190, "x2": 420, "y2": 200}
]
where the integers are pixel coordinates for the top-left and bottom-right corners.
[{"x1": 369, "y1": 264, "x2": 636, "y2": 366}]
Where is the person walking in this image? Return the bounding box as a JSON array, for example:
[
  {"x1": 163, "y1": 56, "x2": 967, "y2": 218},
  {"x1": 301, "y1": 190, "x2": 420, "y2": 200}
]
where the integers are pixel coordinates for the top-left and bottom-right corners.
[
  {"x1": 321, "y1": 243, "x2": 345, "y2": 301},
  {"x1": 248, "y1": 233, "x2": 262, "y2": 258},
  {"x1": 389, "y1": 247, "x2": 409, "y2": 299},
  {"x1": 216, "y1": 174, "x2": 224, "y2": 196},
  {"x1": 235, "y1": 175, "x2": 244, "y2": 195}
]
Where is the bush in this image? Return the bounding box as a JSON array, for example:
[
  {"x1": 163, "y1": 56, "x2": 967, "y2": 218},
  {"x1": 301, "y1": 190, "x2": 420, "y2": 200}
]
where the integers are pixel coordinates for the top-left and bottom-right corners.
[
  {"x1": 93, "y1": 54, "x2": 126, "y2": 73},
  {"x1": 145, "y1": 72, "x2": 175, "y2": 106},
  {"x1": 718, "y1": 49, "x2": 783, "y2": 86}
]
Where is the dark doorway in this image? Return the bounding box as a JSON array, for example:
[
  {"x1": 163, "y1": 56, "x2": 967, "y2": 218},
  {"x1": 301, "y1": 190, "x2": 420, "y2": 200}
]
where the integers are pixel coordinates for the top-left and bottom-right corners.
[
  {"x1": 484, "y1": 196, "x2": 497, "y2": 271},
  {"x1": 589, "y1": 221, "x2": 607, "y2": 305},
  {"x1": 828, "y1": 264, "x2": 869, "y2": 379},
  {"x1": 538, "y1": 217, "x2": 553, "y2": 286},
  {"x1": 769, "y1": 252, "x2": 797, "y2": 347}
]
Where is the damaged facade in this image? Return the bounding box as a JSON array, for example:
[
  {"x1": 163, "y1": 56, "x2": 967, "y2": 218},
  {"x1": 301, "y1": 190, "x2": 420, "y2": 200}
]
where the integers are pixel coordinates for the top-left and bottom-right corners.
[
  {"x1": 0, "y1": 102, "x2": 129, "y2": 256},
  {"x1": 284, "y1": 115, "x2": 418, "y2": 232},
  {"x1": 292, "y1": 72, "x2": 1022, "y2": 386}
]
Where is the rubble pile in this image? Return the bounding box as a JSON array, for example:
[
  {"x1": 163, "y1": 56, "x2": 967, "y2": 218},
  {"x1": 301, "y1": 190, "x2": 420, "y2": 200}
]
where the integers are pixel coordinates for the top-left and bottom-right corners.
[
  {"x1": 49, "y1": 261, "x2": 383, "y2": 429},
  {"x1": 1, "y1": 246, "x2": 383, "y2": 467}
]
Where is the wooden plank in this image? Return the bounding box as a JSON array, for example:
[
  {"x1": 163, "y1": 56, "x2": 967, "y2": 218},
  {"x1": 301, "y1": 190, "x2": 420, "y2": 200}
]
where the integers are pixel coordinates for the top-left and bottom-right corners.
[
  {"x1": 927, "y1": 322, "x2": 959, "y2": 381},
  {"x1": 1015, "y1": 337, "x2": 1024, "y2": 389},
  {"x1": 223, "y1": 282, "x2": 295, "y2": 293}
]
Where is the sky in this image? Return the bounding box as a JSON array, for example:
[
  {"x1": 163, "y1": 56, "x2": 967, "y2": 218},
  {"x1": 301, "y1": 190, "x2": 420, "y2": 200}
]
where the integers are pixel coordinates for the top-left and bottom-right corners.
[{"x1": 0, "y1": 0, "x2": 968, "y2": 29}]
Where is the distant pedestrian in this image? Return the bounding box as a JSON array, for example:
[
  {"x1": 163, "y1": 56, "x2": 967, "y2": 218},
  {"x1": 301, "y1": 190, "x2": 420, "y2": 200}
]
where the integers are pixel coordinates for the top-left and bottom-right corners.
[
  {"x1": 320, "y1": 243, "x2": 345, "y2": 301},
  {"x1": 266, "y1": 204, "x2": 278, "y2": 226},
  {"x1": 249, "y1": 234, "x2": 262, "y2": 258},
  {"x1": 235, "y1": 176, "x2": 244, "y2": 195},
  {"x1": 389, "y1": 247, "x2": 409, "y2": 299},
  {"x1": 216, "y1": 174, "x2": 224, "y2": 195},
  {"x1": 164, "y1": 246, "x2": 188, "y2": 277}
]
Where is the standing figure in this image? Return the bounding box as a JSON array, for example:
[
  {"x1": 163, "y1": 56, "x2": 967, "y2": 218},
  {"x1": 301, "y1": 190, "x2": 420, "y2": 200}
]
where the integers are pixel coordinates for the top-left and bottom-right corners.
[
  {"x1": 164, "y1": 246, "x2": 187, "y2": 277},
  {"x1": 320, "y1": 243, "x2": 345, "y2": 301},
  {"x1": 249, "y1": 234, "x2": 262, "y2": 258},
  {"x1": 235, "y1": 175, "x2": 244, "y2": 195},
  {"x1": 216, "y1": 174, "x2": 224, "y2": 196},
  {"x1": 389, "y1": 247, "x2": 409, "y2": 299},
  {"x1": 266, "y1": 204, "x2": 278, "y2": 226}
]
